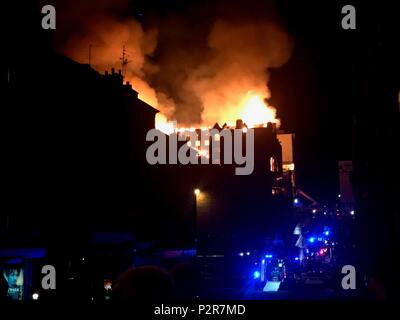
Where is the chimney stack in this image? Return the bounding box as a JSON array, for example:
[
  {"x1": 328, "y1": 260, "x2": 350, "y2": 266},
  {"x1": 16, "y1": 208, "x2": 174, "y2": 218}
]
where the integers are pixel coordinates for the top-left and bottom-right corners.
[{"x1": 236, "y1": 119, "x2": 244, "y2": 129}]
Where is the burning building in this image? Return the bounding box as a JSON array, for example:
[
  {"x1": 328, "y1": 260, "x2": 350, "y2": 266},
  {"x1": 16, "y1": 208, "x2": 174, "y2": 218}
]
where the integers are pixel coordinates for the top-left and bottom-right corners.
[
  {"x1": 36, "y1": 0, "x2": 295, "y2": 248},
  {"x1": 5, "y1": 0, "x2": 298, "y2": 300},
  {"x1": 147, "y1": 119, "x2": 295, "y2": 251}
]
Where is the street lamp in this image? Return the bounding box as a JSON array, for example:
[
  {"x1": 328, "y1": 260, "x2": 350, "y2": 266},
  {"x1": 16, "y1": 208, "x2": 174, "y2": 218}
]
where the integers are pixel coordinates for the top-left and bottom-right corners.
[{"x1": 193, "y1": 189, "x2": 202, "y2": 244}]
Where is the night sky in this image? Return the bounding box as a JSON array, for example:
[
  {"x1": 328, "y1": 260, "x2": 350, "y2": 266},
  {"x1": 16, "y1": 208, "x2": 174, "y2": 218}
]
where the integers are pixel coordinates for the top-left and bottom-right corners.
[{"x1": 269, "y1": 0, "x2": 398, "y2": 204}]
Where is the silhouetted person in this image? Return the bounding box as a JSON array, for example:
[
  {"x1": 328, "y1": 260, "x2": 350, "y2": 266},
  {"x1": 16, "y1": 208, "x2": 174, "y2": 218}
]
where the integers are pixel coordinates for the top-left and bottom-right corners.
[{"x1": 112, "y1": 266, "x2": 175, "y2": 302}]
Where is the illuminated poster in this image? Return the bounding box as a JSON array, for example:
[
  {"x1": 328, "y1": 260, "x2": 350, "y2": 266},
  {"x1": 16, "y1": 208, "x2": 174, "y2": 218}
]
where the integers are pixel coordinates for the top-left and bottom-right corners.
[{"x1": 3, "y1": 266, "x2": 24, "y2": 300}]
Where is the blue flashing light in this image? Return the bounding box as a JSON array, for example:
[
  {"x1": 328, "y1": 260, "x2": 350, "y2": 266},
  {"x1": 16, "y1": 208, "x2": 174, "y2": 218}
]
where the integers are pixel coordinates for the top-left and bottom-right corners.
[
  {"x1": 308, "y1": 237, "x2": 316, "y2": 243},
  {"x1": 317, "y1": 237, "x2": 323, "y2": 241},
  {"x1": 295, "y1": 257, "x2": 299, "y2": 261},
  {"x1": 278, "y1": 263, "x2": 283, "y2": 268},
  {"x1": 253, "y1": 271, "x2": 261, "y2": 279},
  {"x1": 324, "y1": 231, "x2": 330, "y2": 236},
  {"x1": 262, "y1": 259, "x2": 265, "y2": 264},
  {"x1": 246, "y1": 251, "x2": 251, "y2": 256},
  {"x1": 239, "y1": 252, "x2": 244, "y2": 257},
  {"x1": 265, "y1": 254, "x2": 273, "y2": 258},
  {"x1": 294, "y1": 198, "x2": 299, "y2": 204}
]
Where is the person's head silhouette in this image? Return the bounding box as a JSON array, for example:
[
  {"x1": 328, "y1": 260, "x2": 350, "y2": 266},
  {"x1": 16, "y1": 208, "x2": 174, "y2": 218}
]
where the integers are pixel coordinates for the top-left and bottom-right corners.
[{"x1": 112, "y1": 266, "x2": 175, "y2": 302}]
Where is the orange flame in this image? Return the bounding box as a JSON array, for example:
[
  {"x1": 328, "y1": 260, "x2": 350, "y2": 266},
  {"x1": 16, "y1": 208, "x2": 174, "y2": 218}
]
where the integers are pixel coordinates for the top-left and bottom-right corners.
[
  {"x1": 239, "y1": 94, "x2": 279, "y2": 128},
  {"x1": 155, "y1": 113, "x2": 175, "y2": 134},
  {"x1": 155, "y1": 92, "x2": 279, "y2": 134}
]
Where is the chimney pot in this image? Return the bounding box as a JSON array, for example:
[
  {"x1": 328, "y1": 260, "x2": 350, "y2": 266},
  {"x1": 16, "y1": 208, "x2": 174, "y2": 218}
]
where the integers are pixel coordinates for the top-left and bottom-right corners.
[{"x1": 236, "y1": 119, "x2": 244, "y2": 129}]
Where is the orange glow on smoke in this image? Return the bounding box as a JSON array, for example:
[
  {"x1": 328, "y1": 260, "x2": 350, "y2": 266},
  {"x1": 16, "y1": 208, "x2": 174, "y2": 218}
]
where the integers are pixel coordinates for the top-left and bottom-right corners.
[{"x1": 155, "y1": 92, "x2": 279, "y2": 134}]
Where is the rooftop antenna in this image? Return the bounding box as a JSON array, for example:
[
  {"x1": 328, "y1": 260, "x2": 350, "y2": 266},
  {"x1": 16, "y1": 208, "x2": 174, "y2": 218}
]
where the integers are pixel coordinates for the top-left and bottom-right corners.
[{"x1": 120, "y1": 45, "x2": 131, "y2": 78}]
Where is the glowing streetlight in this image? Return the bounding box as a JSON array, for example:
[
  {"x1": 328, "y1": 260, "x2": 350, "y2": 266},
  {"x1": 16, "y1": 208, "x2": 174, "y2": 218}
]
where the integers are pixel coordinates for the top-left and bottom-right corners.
[
  {"x1": 194, "y1": 189, "x2": 200, "y2": 197},
  {"x1": 32, "y1": 293, "x2": 39, "y2": 300}
]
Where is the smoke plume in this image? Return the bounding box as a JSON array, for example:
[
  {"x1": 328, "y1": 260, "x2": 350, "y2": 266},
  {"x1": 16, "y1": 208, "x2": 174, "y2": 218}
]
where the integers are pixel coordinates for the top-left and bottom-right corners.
[{"x1": 53, "y1": 0, "x2": 292, "y2": 128}]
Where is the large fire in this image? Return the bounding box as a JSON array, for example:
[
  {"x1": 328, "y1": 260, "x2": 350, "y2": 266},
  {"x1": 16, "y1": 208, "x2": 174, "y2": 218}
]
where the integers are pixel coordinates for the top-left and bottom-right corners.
[
  {"x1": 155, "y1": 113, "x2": 176, "y2": 135},
  {"x1": 59, "y1": 0, "x2": 292, "y2": 137},
  {"x1": 239, "y1": 94, "x2": 279, "y2": 128},
  {"x1": 155, "y1": 92, "x2": 279, "y2": 134}
]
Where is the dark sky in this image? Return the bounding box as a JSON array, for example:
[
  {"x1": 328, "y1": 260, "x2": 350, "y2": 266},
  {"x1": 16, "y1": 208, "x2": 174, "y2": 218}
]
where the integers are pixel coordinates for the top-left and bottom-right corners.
[
  {"x1": 268, "y1": 0, "x2": 398, "y2": 204},
  {"x1": 268, "y1": 0, "x2": 358, "y2": 204}
]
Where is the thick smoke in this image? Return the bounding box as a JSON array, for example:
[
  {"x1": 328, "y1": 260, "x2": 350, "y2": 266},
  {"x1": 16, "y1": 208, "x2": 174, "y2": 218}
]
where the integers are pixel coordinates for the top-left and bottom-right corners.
[
  {"x1": 185, "y1": 19, "x2": 291, "y2": 126},
  {"x1": 52, "y1": 0, "x2": 174, "y2": 118},
  {"x1": 53, "y1": 0, "x2": 292, "y2": 127}
]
